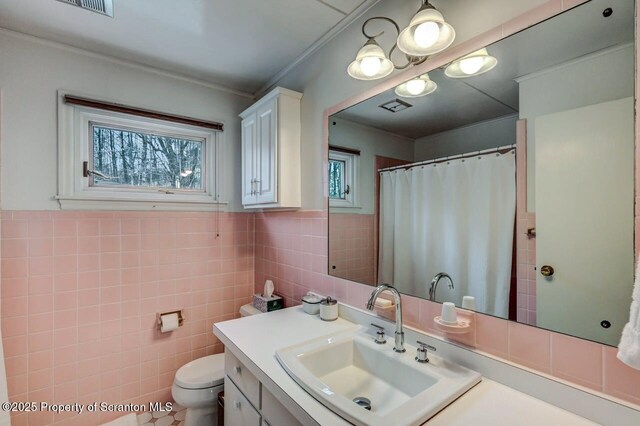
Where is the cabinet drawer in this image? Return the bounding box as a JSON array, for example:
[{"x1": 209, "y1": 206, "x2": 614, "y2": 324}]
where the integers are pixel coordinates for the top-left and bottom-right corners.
[
  {"x1": 225, "y1": 349, "x2": 261, "y2": 409},
  {"x1": 225, "y1": 378, "x2": 261, "y2": 426},
  {"x1": 262, "y1": 386, "x2": 302, "y2": 426}
]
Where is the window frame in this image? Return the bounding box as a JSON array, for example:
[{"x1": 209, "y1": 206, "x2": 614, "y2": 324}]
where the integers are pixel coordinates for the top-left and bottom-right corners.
[
  {"x1": 328, "y1": 149, "x2": 359, "y2": 208},
  {"x1": 57, "y1": 91, "x2": 225, "y2": 211}
]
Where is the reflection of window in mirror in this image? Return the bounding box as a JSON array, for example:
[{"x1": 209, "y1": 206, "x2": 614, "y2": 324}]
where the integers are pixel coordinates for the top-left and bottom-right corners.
[{"x1": 328, "y1": 148, "x2": 359, "y2": 208}]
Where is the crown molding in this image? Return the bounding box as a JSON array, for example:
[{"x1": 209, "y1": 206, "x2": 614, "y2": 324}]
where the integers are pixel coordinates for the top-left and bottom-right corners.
[
  {"x1": 515, "y1": 42, "x2": 633, "y2": 83},
  {"x1": 254, "y1": 0, "x2": 382, "y2": 97}
]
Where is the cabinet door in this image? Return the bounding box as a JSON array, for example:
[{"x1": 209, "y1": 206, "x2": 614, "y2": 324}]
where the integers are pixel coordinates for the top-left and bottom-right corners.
[
  {"x1": 255, "y1": 98, "x2": 278, "y2": 204},
  {"x1": 225, "y1": 378, "x2": 261, "y2": 426},
  {"x1": 241, "y1": 113, "x2": 257, "y2": 205},
  {"x1": 225, "y1": 350, "x2": 261, "y2": 409},
  {"x1": 262, "y1": 386, "x2": 302, "y2": 426}
]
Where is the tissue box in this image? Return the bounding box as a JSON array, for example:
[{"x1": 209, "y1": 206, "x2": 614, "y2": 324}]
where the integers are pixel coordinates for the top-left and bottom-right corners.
[{"x1": 252, "y1": 293, "x2": 284, "y2": 313}]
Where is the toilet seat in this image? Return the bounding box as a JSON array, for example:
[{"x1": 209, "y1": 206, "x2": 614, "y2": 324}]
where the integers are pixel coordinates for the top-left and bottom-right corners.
[{"x1": 174, "y1": 354, "x2": 224, "y2": 390}]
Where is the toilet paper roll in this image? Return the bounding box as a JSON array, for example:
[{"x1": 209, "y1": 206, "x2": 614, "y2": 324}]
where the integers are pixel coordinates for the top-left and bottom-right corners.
[{"x1": 160, "y1": 313, "x2": 180, "y2": 333}]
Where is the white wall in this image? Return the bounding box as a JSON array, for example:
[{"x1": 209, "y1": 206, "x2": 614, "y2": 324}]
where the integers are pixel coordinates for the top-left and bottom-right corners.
[
  {"x1": 262, "y1": 0, "x2": 549, "y2": 210},
  {"x1": 414, "y1": 114, "x2": 518, "y2": 161},
  {"x1": 519, "y1": 43, "x2": 635, "y2": 210},
  {"x1": 0, "y1": 31, "x2": 253, "y2": 211},
  {"x1": 329, "y1": 117, "x2": 414, "y2": 215}
]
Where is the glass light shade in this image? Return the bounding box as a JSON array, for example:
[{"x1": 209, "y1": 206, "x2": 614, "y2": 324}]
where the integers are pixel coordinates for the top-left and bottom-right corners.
[
  {"x1": 397, "y1": 7, "x2": 455, "y2": 56},
  {"x1": 444, "y1": 48, "x2": 498, "y2": 78},
  {"x1": 395, "y1": 73, "x2": 438, "y2": 98},
  {"x1": 347, "y1": 42, "x2": 394, "y2": 80}
]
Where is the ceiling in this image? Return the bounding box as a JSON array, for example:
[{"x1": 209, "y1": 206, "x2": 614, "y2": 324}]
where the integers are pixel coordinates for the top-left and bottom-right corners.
[
  {"x1": 335, "y1": 0, "x2": 634, "y2": 139},
  {"x1": 0, "y1": 0, "x2": 370, "y2": 94}
]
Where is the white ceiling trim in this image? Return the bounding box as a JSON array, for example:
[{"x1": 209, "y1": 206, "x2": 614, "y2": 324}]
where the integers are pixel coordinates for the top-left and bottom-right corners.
[
  {"x1": 0, "y1": 26, "x2": 256, "y2": 99},
  {"x1": 514, "y1": 41, "x2": 633, "y2": 83},
  {"x1": 314, "y1": 0, "x2": 348, "y2": 16},
  {"x1": 255, "y1": 0, "x2": 382, "y2": 97},
  {"x1": 414, "y1": 112, "x2": 520, "y2": 141}
]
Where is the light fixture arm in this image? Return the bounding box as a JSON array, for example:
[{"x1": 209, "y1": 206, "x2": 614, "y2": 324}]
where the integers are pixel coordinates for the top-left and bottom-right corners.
[
  {"x1": 361, "y1": 17, "x2": 427, "y2": 70},
  {"x1": 420, "y1": 0, "x2": 436, "y2": 11},
  {"x1": 362, "y1": 16, "x2": 399, "y2": 40}
]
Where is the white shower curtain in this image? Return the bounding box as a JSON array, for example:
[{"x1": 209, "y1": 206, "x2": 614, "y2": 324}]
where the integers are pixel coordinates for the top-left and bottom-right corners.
[{"x1": 378, "y1": 151, "x2": 516, "y2": 317}]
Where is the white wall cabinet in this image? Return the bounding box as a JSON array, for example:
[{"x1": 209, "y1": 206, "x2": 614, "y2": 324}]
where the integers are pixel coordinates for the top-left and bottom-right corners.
[{"x1": 240, "y1": 87, "x2": 302, "y2": 209}]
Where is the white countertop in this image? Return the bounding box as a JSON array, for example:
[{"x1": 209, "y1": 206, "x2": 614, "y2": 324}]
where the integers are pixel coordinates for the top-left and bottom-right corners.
[{"x1": 213, "y1": 306, "x2": 596, "y2": 426}]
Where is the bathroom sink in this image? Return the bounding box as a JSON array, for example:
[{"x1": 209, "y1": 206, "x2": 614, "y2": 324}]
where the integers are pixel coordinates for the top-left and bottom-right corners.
[{"x1": 276, "y1": 329, "x2": 481, "y2": 426}]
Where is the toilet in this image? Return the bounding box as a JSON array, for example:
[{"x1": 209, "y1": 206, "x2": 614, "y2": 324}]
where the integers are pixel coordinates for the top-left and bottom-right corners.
[{"x1": 171, "y1": 303, "x2": 263, "y2": 426}]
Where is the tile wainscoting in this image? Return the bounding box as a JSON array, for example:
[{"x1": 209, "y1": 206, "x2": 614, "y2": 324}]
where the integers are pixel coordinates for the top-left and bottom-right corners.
[
  {"x1": 328, "y1": 213, "x2": 375, "y2": 285},
  {"x1": 255, "y1": 210, "x2": 640, "y2": 407},
  {"x1": 1, "y1": 211, "x2": 254, "y2": 426}
]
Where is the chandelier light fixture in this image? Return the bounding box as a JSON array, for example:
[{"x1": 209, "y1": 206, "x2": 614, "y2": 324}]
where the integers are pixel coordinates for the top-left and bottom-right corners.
[
  {"x1": 395, "y1": 73, "x2": 438, "y2": 97},
  {"x1": 347, "y1": 1, "x2": 455, "y2": 81},
  {"x1": 444, "y1": 48, "x2": 498, "y2": 78}
]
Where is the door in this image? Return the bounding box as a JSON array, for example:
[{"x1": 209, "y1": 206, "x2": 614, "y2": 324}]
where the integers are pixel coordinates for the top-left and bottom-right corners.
[
  {"x1": 535, "y1": 97, "x2": 634, "y2": 345},
  {"x1": 242, "y1": 113, "x2": 257, "y2": 205},
  {"x1": 255, "y1": 98, "x2": 278, "y2": 204}
]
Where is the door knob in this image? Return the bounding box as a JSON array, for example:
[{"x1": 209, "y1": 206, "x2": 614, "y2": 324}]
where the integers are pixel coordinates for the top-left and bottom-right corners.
[{"x1": 540, "y1": 265, "x2": 554, "y2": 277}]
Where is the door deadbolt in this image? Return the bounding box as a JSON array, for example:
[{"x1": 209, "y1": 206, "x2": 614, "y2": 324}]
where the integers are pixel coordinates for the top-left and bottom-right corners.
[{"x1": 540, "y1": 265, "x2": 554, "y2": 277}]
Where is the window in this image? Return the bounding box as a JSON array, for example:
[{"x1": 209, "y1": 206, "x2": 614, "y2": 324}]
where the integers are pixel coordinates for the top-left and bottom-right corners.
[
  {"x1": 329, "y1": 148, "x2": 358, "y2": 208},
  {"x1": 89, "y1": 123, "x2": 204, "y2": 191},
  {"x1": 328, "y1": 158, "x2": 346, "y2": 199},
  {"x1": 57, "y1": 92, "x2": 223, "y2": 210}
]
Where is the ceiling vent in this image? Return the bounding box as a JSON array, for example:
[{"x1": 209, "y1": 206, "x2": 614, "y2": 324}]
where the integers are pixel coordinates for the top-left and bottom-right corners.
[
  {"x1": 57, "y1": 0, "x2": 113, "y2": 17},
  {"x1": 379, "y1": 99, "x2": 413, "y2": 113}
]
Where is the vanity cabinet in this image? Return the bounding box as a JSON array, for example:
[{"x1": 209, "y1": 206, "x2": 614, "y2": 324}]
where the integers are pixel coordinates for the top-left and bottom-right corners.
[
  {"x1": 224, "y1": 349, "x2": 302, "y2": 426},
  {"x1": 262, "y1": 385, "x2": 302, "y2": 426},
  {"x1": 225, "y1": 379, "x2": 261, "y2": 426},
  {"x1": 225, "y1": 350, "x2": 261, "y2": 408},
  {"x1": 240, "y1": 87, "x2": 302, "y2": 209}
]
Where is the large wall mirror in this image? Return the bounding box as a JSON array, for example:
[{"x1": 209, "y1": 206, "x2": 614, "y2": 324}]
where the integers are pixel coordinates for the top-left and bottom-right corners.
[{"x1": 328, "y1": 0, "x2": 635, "y2": 346}]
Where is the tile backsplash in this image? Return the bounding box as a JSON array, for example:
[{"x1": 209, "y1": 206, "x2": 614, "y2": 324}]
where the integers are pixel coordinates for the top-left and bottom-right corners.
[
  {"x1": 1, "y1": 211, "x2": 254, "y2": 425},
  {"x1": 328, "y1": 213, "x2": 375, "y2": 285}
]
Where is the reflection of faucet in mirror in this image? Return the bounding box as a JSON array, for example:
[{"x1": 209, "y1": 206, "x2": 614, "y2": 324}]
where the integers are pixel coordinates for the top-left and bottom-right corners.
[
  {"x1": 366, "y1": 284, "x2": 405, "y2": 353},
  {"x1": 429, "y1": 273, "x2": 454, "y2": 302}
]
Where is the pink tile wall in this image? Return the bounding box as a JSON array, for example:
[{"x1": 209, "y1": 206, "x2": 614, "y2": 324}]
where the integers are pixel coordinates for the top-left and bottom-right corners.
[
  {"x1": 515, "y1": 118, "x2": 537, "y2": 326},
  {"x1": 254, "y1": 211, "x2": 329, "y2": 308},
  {"x1": 328, "y1": 213, "x2": 375, "y2": 285},
  {"x1": 1, "y1": 211, "x2": 254, "y2": 426},
  {"x1": 516, "y1": 213, "x2": 537, "y2": 325},
  {"x1": 253, "y1": 209, "x2": 640, "y2": 407}
]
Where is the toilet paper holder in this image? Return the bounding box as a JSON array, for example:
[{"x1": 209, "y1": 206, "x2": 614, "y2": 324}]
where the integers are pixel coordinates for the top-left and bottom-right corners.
[{"x1": 156, "y1": 309, "x2": 185, "y2": 331}]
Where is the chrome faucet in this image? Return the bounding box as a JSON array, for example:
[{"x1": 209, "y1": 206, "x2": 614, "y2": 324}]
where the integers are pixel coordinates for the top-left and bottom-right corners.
[
  {"x1": 366, "y1": 284, "x2": 405, "y2": 353},
  {"x1": 429, "y1": 272, "x2": 454, "y2": 302}
]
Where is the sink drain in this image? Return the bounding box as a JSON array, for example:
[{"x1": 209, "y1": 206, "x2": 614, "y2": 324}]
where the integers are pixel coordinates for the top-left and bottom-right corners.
[{"x1": 353, "y1": 396, "x2": 372, "y2": 411}]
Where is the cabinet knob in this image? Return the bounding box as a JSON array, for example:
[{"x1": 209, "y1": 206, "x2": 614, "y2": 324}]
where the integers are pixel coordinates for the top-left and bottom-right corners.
[
  {"x1": 234, "y1": 365, "x2": 241, "y2": 375},
  {"x1": 234, "y1": 400, "x2": 241, "y2": 410},
  {"x1": 540, "y1": 265, "x2": 554, "y2": 277}
]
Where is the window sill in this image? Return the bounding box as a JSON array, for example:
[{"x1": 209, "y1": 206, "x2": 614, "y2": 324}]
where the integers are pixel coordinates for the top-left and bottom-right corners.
[{"x1": 56, "y1": 196, "x2": 228, "y2": 212}]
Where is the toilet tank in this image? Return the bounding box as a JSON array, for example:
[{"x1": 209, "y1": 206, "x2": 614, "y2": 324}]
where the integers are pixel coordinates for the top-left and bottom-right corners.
[{"x1": 239, "y1": 304, "x2": 263, "y2": 317}]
